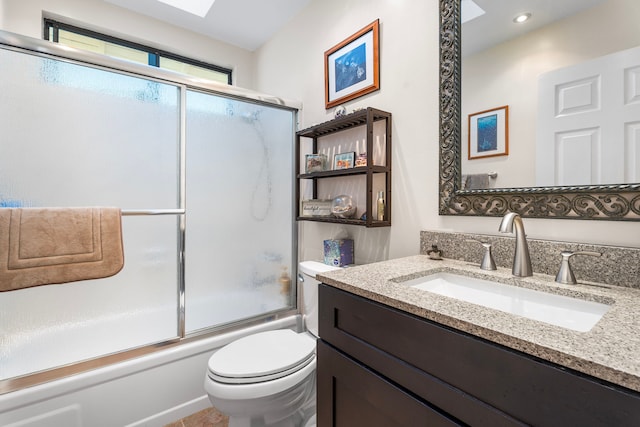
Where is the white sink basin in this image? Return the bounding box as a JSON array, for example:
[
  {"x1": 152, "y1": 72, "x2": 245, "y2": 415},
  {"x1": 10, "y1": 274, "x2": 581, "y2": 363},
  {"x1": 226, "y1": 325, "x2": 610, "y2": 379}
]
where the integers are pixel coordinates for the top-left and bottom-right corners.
[{"x1": 402, "y1": 272, "x2": 610, "y2": 332}]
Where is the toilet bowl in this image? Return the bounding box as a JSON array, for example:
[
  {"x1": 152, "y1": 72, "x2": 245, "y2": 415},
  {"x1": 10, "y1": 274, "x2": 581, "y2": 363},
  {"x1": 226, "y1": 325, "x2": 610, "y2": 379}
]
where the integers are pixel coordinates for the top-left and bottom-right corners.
[{"x1": 204, "y1": 261, "x2": 341, "y2": 427}]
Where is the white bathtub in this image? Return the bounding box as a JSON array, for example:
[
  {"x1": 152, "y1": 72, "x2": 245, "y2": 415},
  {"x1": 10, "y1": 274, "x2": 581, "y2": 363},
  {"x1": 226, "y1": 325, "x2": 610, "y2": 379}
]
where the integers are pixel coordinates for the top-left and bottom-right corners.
[
  {"x1": 1, "y1": 283, "x2": 289, "y2": 381},
  {"x1": 0, "y1": 316, "x2": 299, "y2": 427}
]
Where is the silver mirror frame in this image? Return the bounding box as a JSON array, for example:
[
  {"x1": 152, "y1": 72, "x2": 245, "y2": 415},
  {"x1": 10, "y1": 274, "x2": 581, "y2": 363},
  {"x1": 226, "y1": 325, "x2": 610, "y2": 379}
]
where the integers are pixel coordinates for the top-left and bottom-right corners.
[{"x1": 439, "y1": 0, "x2": 640, "y2": 220}]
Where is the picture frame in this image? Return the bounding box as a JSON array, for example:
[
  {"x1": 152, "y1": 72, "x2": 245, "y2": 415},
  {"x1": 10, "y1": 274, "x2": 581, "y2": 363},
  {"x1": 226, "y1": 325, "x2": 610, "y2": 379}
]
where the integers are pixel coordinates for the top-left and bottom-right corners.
[
  {"x1": 301, "y1": 199, "x2": 333, "y2": 217},
  {"x1": 334, "y1": 152, "x2": 355, "y2": 170},
  {"x1": 305, "y1": 154, "x2": 326, "y2": 173},
  {"x1": 325, "y1": 19, "x2": 380, "y2": 109},
  {"x1": 468, "y1": 105, "x2": 509, "y2": 160}
]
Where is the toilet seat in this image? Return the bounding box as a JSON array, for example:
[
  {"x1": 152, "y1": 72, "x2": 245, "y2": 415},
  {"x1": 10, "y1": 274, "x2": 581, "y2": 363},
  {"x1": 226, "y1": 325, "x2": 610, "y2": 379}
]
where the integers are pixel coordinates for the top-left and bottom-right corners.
[{"x1": 208, "y1": 329, "x2": 316, "y2": 384}]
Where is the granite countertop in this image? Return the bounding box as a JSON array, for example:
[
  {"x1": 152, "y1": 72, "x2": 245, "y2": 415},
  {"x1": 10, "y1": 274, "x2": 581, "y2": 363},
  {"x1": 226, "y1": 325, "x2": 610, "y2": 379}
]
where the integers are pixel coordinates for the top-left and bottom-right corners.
[{"x1": 317, "y1": 255, "x2": 640, "y2": 392}]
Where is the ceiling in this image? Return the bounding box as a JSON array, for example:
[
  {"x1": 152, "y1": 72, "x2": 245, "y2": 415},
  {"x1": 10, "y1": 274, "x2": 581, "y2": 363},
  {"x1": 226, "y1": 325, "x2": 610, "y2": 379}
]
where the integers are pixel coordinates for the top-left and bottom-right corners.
[
  {"x1": 103, "y1": 0, "x2": 311, "y2": 51},
  {"x1": 463, "y1": 0, "x2": 607, "y2": 56},
  {"x1": 101, "y1": 0, "x2": 607, "y2": 55}
]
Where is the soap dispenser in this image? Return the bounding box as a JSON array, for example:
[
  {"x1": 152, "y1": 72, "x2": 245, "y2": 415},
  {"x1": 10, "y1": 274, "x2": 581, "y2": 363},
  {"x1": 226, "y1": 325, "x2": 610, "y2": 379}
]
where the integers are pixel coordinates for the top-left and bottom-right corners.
[{"x1": 278, "y1": 267, "x2": 291, "y2": 295}]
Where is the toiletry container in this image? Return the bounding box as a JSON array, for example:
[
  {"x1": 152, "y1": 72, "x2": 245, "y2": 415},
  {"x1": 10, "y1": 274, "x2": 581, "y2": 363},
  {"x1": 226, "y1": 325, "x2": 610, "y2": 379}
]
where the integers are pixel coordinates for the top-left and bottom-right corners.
[{"x1": 376, "y1": 191, "x2": 385, "y2": 221}]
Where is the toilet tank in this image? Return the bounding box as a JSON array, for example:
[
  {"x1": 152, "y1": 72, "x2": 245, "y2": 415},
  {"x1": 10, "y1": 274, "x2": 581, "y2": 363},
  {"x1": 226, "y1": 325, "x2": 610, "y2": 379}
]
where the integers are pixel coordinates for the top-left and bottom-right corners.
[{"x1": 298, "y1": 261, "x2": 341, "y2": 336}]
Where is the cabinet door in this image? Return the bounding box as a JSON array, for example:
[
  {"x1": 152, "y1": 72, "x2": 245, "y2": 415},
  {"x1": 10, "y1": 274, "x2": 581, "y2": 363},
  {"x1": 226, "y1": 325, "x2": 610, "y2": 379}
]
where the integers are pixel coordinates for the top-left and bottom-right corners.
[{"x1": 317, "y1": 340, "x2": 462, "y2": 427}]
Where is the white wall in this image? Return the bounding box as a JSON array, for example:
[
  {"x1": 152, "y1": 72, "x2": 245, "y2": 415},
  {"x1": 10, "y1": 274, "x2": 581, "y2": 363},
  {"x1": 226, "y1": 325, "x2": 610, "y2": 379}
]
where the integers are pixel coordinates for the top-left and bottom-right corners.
[
  {"x1": 255, "y1": 0, "x2": 439, "y2": 263},
  {"x1": 255, "y1": 0, "x2": 640, "y2": 264},
  {"x1": 0, "y1": 0, "x2": 254, "y2": 87}
]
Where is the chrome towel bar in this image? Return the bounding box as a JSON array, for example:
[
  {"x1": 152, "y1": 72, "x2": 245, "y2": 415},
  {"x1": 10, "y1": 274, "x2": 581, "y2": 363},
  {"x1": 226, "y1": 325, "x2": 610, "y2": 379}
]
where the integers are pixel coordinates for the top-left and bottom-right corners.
[{"x1": 121, "y1": 209, "x2": 185, "y2": 216}]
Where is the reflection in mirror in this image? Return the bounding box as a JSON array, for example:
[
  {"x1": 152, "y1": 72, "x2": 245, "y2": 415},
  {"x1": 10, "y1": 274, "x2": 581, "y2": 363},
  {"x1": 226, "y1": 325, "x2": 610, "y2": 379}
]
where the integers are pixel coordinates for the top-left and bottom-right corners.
[
  {"x1": 461, "y1": 0, "x2": 640, "y2": 189},
  {"x1": 439, "y1": 0, "x2": 640, "y2": 220}
]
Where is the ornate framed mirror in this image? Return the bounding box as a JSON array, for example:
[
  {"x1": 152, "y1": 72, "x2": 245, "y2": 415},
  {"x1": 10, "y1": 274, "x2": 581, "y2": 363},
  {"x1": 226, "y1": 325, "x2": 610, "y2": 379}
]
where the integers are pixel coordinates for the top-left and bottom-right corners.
[{"x1": 439, "y1": 0, "x2": 640, "y2": 220}]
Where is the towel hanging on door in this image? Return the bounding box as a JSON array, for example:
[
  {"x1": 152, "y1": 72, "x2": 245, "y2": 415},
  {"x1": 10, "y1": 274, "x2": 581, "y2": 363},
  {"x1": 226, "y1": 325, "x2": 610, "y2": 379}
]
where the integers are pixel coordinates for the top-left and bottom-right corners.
[{"x1": 0, "y1": 207, "x2": 124, "y2": 291}]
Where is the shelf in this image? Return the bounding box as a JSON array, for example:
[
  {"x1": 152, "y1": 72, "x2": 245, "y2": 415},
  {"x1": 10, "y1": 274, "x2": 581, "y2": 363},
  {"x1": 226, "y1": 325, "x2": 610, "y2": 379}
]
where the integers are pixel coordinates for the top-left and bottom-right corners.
[
  {"x1": 298, "y1": 165, "x2": 389, "y2": 179},
  {"x1": 295, "y1": 107, "x2": 392, "y2": 228},
  {"x1": 296, "y1": 108, "x2": 391, "y2": 139},
  {"x1": 297, "y1": 216, "x2": 391, "y2": 227}
]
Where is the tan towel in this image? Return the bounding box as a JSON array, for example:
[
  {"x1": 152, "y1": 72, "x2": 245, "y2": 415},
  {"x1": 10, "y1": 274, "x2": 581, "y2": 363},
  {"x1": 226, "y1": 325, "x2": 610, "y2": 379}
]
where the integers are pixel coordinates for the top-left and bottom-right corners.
[
  {"x1": 461, "y1": 173, "x2": 490, "y2": 190},
  {"x1": 0, "y1": 207, "x2": 124, "y2": 291}
]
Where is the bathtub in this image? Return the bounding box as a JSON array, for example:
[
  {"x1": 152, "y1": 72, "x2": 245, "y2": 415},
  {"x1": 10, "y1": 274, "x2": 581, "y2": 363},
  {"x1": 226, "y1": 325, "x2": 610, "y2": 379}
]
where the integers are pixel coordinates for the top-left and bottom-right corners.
[{"x1": 0, "y1": 315, "x2": 299, "y2": 427}]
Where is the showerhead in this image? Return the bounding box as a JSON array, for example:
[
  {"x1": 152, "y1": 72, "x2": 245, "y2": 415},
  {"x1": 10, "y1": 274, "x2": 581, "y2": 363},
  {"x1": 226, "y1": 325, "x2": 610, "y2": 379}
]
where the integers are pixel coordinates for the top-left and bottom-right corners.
[{"x1": 241, "y1": 110, "x2": 260, "y2": 123}]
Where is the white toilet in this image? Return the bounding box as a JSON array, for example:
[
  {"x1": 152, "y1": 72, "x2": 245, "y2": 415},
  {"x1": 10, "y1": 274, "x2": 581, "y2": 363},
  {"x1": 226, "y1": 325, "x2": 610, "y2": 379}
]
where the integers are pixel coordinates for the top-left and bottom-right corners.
[{"x1": 204, "y1": 260, "x2": 341, "y2": 427}]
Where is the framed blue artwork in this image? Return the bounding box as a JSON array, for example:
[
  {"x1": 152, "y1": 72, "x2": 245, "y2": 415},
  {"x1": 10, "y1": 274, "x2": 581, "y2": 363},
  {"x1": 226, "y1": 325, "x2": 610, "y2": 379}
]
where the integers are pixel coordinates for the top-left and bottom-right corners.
[
  {"x1": 325, "y1": 20, "x2": 380, "y2": 109},
  {"x1": 468, "y1": 105, "x2": 509, "y2": 160}
]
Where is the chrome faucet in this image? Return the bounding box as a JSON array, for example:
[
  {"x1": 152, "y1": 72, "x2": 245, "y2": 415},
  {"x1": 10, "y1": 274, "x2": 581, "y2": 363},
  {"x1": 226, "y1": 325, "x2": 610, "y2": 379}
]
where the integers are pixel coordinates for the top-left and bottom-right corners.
[{"x1": 498, "y1": 212, "x2": 533, "y2": 277}]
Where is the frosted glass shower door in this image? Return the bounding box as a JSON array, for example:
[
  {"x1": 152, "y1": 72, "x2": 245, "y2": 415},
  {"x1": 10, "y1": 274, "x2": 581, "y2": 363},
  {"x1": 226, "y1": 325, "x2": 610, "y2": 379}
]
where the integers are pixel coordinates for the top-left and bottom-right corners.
[
  {"x1": 0, "y1": 49, "x2": 181, "y2": 380},
  {"x1": 185, "y1": 91, "x2": 295, "y2": 333}
]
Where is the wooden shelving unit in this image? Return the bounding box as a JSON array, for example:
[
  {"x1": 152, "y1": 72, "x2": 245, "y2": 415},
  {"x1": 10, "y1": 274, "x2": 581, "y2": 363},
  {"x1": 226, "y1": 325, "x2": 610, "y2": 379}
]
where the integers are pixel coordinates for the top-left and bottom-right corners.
[{"x1": 295, "y1": 107, "x2": 392, "y2": 227}]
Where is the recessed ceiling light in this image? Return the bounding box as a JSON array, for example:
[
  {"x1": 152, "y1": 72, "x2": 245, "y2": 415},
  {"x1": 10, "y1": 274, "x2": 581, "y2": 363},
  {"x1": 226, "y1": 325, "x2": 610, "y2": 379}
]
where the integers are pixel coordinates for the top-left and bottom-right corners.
[
  {"x1": 156, "y1": 0, "x2": 216, "y2": 18},
  {"x1": 513, "y1": 12, "x2": 532, "y2": 24}
]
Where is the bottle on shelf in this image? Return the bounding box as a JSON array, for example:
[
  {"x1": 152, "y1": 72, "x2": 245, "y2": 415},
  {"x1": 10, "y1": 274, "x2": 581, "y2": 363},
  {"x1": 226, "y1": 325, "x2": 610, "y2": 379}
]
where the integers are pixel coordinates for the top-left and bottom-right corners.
[{"x1": 376, "y1": 191, "x2": 385, "y2": 221}]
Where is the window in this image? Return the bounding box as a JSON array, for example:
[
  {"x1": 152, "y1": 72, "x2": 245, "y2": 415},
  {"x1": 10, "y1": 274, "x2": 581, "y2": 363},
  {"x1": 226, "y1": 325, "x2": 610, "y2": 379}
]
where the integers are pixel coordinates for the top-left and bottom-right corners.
[{"x1": 44, "y1": 19, "x2": 232, "y2": 84}]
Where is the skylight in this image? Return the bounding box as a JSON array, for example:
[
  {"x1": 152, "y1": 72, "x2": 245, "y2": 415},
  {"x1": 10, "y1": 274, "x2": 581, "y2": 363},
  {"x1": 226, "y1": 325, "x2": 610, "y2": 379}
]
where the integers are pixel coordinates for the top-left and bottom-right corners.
[
  {"x1": 461, "y1": 0, "x2": 485, "y2": 24},
  {"x1": 156, "y1": 0, "x2": 216, "y2": 17}
]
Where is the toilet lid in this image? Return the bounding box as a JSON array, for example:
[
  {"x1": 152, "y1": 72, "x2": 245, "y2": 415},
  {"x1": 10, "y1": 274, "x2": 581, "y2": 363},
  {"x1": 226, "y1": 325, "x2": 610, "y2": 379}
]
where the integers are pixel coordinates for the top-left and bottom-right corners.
[
  {"x1": 208, "y1": 329, "x2": 316, "y2": 384},
  {"x1": 299, "y1": 260, "x2": 341, "y2": 277}
]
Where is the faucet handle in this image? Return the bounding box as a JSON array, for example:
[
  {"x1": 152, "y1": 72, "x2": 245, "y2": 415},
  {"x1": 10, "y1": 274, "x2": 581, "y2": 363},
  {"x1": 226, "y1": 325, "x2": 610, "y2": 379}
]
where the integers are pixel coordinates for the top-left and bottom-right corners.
[
  {"x1": 555, "y1": 250, "x2": 601, "y2": 285},
  {"x1": 466, "y1": 239, "x2": 497, "y2": 271}
]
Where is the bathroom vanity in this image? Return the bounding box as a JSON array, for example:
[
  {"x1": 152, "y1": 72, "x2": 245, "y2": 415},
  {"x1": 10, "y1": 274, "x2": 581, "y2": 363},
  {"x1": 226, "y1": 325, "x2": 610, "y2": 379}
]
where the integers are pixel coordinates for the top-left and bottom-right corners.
[{"x1": 316, "y1": 256, "x2": 640, "y2": 426}]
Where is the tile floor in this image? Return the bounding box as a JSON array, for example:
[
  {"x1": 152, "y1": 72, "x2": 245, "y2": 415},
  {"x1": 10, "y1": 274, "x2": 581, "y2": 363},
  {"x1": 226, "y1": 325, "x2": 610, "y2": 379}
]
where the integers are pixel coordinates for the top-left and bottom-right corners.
[{"x1": 164, "y1": 407, "x2": 228, "y2": 427}]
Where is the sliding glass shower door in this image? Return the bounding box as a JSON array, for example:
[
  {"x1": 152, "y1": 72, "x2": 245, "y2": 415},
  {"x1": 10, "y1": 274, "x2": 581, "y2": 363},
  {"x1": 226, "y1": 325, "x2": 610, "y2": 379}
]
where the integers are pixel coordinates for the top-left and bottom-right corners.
[
  {"x1": 0, "y1": 40, "x2": 296, "y2": 383},
  {"x1": 0, "y1": 49, "x2": 182, "y2": 380},
  {"x1": 185, "y1": 91, "x2": 295, "y2": 333}
]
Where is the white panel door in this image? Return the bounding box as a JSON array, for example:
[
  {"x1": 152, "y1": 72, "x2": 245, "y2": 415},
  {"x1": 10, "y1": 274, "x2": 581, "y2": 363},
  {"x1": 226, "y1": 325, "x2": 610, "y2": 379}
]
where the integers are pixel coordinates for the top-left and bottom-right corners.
[{"x1": 537, "y1": 45, "x2": 640, "y2": 186}]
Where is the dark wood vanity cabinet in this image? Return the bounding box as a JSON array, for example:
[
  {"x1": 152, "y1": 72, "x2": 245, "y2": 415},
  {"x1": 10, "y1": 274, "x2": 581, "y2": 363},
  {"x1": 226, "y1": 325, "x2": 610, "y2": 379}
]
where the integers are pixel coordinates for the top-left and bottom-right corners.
[{"x1": 317, "y1": 284, "x2": 640, "y2": 427}]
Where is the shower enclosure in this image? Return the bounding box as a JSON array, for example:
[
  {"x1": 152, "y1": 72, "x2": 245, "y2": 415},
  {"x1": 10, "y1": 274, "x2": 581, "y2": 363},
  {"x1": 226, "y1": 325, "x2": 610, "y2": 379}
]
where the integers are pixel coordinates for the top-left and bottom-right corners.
[{"x1": 0, "y1": 30, "x2": 298, "y2": 391}]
